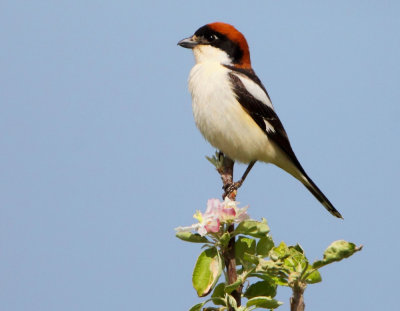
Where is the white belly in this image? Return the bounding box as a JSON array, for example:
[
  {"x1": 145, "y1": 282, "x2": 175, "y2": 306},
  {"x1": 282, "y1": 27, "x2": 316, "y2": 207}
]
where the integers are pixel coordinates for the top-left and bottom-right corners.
[{"x1": 188, "y1": 62, "x2": 279, "y2": 164}]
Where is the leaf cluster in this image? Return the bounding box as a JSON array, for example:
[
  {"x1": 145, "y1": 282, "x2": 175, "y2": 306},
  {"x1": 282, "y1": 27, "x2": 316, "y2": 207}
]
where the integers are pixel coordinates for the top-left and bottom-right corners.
[{"x1": 177, "y1": 219, "x2": 362, "y2": 311}]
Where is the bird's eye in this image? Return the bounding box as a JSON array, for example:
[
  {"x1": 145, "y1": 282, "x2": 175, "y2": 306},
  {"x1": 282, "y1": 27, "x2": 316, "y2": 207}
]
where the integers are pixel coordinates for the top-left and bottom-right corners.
[{"x1": 207, "y1": 34, "x2": 218, "y2": 42}]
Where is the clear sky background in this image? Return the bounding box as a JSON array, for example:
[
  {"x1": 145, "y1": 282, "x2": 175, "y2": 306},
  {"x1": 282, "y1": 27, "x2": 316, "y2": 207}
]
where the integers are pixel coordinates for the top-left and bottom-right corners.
[{"x1": 1, "y1": 1, "x2": 399, "y2": 310}]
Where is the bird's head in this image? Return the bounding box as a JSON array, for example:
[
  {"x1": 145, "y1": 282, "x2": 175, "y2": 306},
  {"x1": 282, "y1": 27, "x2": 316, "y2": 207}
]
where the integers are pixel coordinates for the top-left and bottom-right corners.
[{"x1": 178, "y1": 22, "x2": 251, "y2": 69}]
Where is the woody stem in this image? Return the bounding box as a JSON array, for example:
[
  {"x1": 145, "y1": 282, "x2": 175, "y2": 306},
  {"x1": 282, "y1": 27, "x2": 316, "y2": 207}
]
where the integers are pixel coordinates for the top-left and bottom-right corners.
[{"x1": 218, "y1": 154, "x2": 241, "y2": 310}]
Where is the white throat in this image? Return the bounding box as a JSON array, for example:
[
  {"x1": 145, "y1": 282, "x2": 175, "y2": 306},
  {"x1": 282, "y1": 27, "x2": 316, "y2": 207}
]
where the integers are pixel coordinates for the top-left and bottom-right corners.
[{"x1": 193, "y1": 45, "x2": 232, "y2": 65}]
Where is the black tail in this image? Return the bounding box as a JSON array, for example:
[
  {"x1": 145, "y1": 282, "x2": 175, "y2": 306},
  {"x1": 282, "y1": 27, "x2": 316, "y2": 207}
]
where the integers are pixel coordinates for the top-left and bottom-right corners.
[{"x1": 301, "y1": 174, "x2": 343, "y2": 219}]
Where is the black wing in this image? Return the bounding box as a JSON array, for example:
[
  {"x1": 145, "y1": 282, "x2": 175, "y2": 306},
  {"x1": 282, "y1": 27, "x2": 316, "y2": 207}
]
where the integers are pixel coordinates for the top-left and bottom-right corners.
[
  {"x1": 227, "y1": 68, "x2": 343, "y2": 218},
  {"x1": 227, "y1": 69, "x2": 306, "y2": 177}
]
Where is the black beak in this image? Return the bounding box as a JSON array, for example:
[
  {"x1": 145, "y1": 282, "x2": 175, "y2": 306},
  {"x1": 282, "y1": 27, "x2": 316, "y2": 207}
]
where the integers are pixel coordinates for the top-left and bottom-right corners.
[{"x1": 177, "y1": 36, "x2": 198, "y2": 49}]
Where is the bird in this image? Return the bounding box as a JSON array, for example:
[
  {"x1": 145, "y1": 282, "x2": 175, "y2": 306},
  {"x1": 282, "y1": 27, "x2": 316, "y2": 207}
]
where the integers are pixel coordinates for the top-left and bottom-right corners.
[{"x1": 178, "y1": 22, "x2": 342, "y2": 219}]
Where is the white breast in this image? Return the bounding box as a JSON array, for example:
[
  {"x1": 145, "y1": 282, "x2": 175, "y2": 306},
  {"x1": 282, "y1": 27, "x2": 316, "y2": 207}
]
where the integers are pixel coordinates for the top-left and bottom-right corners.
[{"x1": 188, "y1": 62, "x2": 280, "y2": 164}]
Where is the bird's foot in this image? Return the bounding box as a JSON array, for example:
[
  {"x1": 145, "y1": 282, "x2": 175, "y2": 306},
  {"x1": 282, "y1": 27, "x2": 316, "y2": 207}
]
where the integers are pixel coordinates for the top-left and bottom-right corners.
[
  {"x1": 223, "y1": 180, "x2": 243, "y2": 199},
  {"x1": 222, "y1": 161, "x2": 256, "y2": 199}
]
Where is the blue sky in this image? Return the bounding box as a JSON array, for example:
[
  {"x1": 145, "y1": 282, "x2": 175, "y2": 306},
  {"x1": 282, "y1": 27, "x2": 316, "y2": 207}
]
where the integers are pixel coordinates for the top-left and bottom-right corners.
[{"x1": 1, "y1": 1, "x2": 399, "y2": 310}]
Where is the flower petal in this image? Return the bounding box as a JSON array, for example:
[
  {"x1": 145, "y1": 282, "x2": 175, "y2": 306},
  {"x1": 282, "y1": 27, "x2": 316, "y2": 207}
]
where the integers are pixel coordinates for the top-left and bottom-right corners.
[{"x1": 205, "y1": 218, "x2": 220, "y2": 233}]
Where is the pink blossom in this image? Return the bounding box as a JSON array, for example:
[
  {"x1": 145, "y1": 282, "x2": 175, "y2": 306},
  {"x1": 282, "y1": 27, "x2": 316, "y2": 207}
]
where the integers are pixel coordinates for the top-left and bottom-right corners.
[
  {"x1": 204, "y1": 217, "x2": 220, "y2": 233},
  {"x1": 175, "y1": 198, "x2": 250, "y2": 236},
  {"x1": 205, "y1": 199, "x2": 223, "y2": 217}
]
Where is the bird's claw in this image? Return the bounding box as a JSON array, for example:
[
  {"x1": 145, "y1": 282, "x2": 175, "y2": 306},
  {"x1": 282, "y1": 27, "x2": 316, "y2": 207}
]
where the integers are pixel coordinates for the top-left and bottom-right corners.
[{"x1": 223, "y1": 181, "x2": 243, "y2": 198}]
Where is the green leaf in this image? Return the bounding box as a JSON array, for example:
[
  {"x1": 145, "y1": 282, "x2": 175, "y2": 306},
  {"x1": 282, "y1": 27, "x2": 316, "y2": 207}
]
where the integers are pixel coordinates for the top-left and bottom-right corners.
[
  {"x1": 251, "y1": 272, "x2": 288, "y2": 287},
  {"x1": 256, "y1": 257, "x2": 285, "y2": 273},
  {"x1": 244, "y1": 280, "x2": 277, "y2": 299},
  {"x1": 189, "y1": 302, "x2": 206, "y2": 311},
  {"x1": 271, "y1": 276, "x2": 289, "y2": 287},
  {"x1": 176, "y1": 232, "x2": 210, "y2": 243},
  {"x1": 225, "y1": 278, "x2": 243, "y2": 294},
  {"x1": 192, "y1": 248, "x2": 222, "y2": 297},
  {"x1": 246, "y1": 296, "x2": 282, "y2": 309},
  {"x1": 305, "y1": 269, "x2": 322, "y2": 284},
  {"x1": 269, "y1": 242, "x2": 290, "y2": 261},
  {"x1": 269, "y1": 243, "x2": 308, "y2": 274},
  {"x1": 211, "y1": 283, "x2": 226, "y2": 306},
  {"x1": 220, "y1": 232, "x2": 231, "y2": 248},
  {"x1": 206, "y1": 151, "x2": 224, "y2": 169},
  {"x1": 313, "y1": 240, "x2": 363, "y2": 269},
  {"x1": 211, "y1": 298, "x2": 226, "y2": 307},
  {"x1": 243, "y1": 252, "x2": 259, "y2": 264},
  {"x1": 292, "y1": 244, "x2": 304, "y2": 254},
  {"x1": 236, "y1": 237, "x2": 256, "y2": 263},
  {"x1": 234, "y1": 219, "x2": 270, "y2": 238},
  {"x1": 256, "y1": 236, "x2": 274, "y2": 257},
  {"x1": 227, "y1": 294, "x2": 238, "y2": 310},
  {"x1": 285, "y1": 246, "x2": 308, "y2": 272}
]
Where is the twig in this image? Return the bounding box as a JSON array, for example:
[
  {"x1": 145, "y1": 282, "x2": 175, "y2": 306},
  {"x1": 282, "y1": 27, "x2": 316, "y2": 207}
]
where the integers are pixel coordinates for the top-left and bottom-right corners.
[
  {"x1": 290, "y1": 283, "x2": 305, "y2": 311},
  {"x1": 217, "y1": 154, "x2": 241, "y2": 310}
]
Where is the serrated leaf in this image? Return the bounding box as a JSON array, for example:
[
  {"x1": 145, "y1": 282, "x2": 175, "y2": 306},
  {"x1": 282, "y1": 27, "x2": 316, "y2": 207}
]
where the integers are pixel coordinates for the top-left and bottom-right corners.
[
  {"x1": 305, "y1": 269, "x2": 322, "y2": 284},
  {"x1": 236, "y1": 237, "x2": 256, "y2": 263},
  {"x1": 256, "y1": 236, "x2": 274, "y2": 257},
  {"x1": 246, "y1": 296, "x2": 282, "y2": 309},
  {"x1": 313, "y1": 240, "x2": 362, "y2": 269},
  {"x1": 234, "y1": 219, "x2": 270, "y2": 238},
  {"x1": 269, "y1": 242, "x2": 290, "y2": 261},
  {"x1": 189, "y1": 302, "x2": 206, "y2": 311},
  {"x1": 285, "y1": 246, "x2": 308, "y2": 272},
  {"x1": 176, "y1": 232, "x2": 210, "y2": 243},
  {"x1": 244, "y1": 280, "x2": 277, "y2": 299},
  {"x1": 193, "y1": 248, "x2": 222, "y2": 297}
]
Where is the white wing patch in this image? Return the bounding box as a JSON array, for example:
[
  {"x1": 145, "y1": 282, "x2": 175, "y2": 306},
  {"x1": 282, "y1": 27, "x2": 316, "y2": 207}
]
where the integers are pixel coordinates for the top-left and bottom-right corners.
[
  {"x1": 264, "y1": 120, "x2": 275, "y2": 133},
  {"x1": 233, "y1": 73, "x2": 274, "y2": 109}
]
